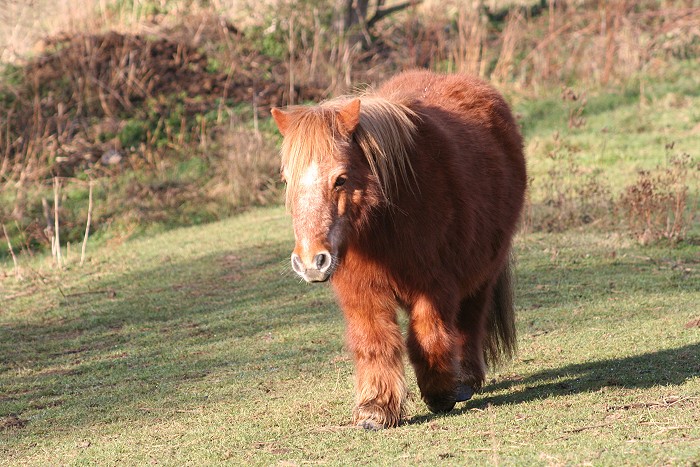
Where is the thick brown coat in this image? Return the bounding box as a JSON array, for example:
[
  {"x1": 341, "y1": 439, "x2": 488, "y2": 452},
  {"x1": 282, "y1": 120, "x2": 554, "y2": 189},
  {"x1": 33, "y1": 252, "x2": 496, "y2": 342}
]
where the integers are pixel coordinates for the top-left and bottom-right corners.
[{"x1": 272, "y1": 70, "x2": 527, "y2": 429}]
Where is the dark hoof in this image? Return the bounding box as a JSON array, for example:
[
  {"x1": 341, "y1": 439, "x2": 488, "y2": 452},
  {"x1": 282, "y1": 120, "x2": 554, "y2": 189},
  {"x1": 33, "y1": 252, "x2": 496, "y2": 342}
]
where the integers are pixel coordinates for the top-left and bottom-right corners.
[
  {"x1": 424, "y1": 396, "x2": 456, "y2": 414},
  {"x1": 455, "y1": 384, "x2": 474, "y2": 402},
  {"x1": 357, "y1": 419, "x2": 386, "y2": 431}
]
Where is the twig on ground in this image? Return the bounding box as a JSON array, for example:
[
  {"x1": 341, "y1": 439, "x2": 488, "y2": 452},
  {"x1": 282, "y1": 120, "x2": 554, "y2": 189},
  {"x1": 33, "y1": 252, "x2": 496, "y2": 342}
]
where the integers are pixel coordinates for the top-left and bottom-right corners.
[
  {"x1": 61, "y1": 288, "x2": 117, "y2": 299},
  {"x1": 53, "y1": 177, "x2": 62, "y2": 268},
  {"x1": 2, "y1": 223, "x2": 22, "y2": 280},
  {"x1": 564, "y1": 422, "x2": 615, "y2": 434},
  {"x1": 80, "y1": 180, "x2": 94, "y2": 266}
]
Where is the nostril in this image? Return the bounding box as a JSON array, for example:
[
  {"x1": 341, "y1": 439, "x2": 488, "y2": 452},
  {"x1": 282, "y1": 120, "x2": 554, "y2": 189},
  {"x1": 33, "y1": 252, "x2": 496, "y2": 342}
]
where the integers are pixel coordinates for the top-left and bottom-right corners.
[
  {"x1": 314, "y1": 252, "x2": 332, "y2": 272},
  {"x1": 291, "y1": 254, "x2": 304, "y2": 274}
]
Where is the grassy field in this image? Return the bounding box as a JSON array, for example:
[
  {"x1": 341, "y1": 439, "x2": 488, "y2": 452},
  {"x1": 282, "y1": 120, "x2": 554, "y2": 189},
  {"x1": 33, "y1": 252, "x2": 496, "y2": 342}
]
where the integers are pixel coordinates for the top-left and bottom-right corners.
[
  {"x1": 519, "y1": 60, "x2": 700, "y2": 174},
  {"x1": 1, "y1": 205, "x2": 699, "y2": 465}
]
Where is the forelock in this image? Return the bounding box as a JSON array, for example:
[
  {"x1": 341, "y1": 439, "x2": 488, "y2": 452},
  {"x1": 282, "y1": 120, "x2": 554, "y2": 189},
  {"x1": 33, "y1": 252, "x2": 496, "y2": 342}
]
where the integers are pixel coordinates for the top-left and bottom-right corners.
[{"x1": 280, "y1": 107, "x2": 339, "y2": 208}]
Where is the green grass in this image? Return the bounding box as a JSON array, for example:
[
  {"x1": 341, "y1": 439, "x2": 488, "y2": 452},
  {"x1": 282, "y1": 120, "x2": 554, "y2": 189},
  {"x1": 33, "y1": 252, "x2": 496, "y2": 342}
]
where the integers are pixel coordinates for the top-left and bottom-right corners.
[
  {"x1": 517, "y1": 60, "x2": 700, "y2": 198},
  {"x1": 1, "y1": 206, "x2": 698, "y2": 465}
]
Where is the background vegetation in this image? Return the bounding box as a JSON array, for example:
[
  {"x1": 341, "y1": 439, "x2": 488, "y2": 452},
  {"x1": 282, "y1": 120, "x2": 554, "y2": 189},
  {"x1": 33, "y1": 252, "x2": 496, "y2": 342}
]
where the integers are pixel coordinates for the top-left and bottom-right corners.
[
  {"x1": 1, "y1": 0, "x2": 699, "y2": 464},
  {"x1": 1, "y1": 0, "x2": 698, "y2": 258}
]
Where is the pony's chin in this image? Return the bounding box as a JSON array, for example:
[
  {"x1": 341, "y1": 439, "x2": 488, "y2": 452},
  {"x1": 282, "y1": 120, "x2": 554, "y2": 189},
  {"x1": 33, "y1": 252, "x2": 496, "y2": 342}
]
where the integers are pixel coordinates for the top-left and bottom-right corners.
[
  {"x1": 300, "y1": 270, "x2": 333, "y2": 283},
  {"x1": 307, "y1": 276, "x2": 330, "y2": 283}
]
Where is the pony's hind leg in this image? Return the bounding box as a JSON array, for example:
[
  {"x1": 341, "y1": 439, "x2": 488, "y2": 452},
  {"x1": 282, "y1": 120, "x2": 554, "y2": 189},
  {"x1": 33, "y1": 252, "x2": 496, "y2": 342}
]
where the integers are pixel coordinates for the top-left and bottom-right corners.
[
  {"x1": 406, "y1": 294, "x2": 459, "y2": 414},
  {"x1": 342, "y1": 296, "x2": 406, "y2": 429},
  {"x1": 456, "y1": 283, "x2": 493, "y2": 395}
]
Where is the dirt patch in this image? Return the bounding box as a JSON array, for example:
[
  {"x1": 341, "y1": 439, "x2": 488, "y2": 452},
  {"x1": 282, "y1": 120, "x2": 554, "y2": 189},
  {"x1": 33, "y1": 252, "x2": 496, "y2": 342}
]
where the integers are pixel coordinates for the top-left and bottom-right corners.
[
  {"x1": 686, "y1": 317, "x2": 700, "y2": 329},
  {"x1": 0, "y1": 415, "x2": 28, "y2": 431}
]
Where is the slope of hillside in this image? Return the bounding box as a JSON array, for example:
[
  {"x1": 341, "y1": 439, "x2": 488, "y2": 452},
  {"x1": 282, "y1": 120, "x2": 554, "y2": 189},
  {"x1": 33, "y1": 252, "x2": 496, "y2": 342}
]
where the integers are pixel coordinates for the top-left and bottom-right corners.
[{"x1": 1, "y1": 206, "x2": 698, "y2": 464}]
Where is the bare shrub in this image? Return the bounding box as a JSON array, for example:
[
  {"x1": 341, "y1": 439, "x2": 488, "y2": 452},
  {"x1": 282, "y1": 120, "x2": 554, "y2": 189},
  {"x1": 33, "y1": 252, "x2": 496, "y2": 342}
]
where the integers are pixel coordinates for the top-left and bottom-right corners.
[
  {"x1": 524, "y1": 2, "x2": 700, "y2": 88},
  {"x1": 491, "y1": 10, "x2": 525, "y2": 84},
  {"x1": 453, "y1": 4, "x2": 487, "y2": 77},
  {"x1": 207, "y1": 126, "x2": 282, "y2": 208},
  {"x1": 405, "y1": 1, "x2": 700, "y2": 89},
  {"x1": 561, "y1": 87, "x2": 586, "y2": 130},
  {"x1": 526, "y1": 138, "x2": 698, "y2": 243},
  {"x1": 620, "y1": 150, "x2": 698, "y2": 245}
]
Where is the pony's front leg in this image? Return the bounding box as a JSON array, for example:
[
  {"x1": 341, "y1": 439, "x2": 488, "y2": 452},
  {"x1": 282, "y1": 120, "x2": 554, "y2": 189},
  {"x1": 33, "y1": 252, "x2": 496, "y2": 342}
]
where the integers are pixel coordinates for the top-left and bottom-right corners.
[
  {"x1": 342, "y1": 298, "x2": 406, "y2": 430},
  {"x1": 407, "y1": 294, "x2": 459, "y2": 414}
]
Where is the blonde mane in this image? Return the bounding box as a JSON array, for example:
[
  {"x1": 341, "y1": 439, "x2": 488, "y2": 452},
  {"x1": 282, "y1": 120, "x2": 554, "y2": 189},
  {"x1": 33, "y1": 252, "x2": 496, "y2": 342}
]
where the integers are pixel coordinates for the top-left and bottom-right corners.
[{"x1": 280, "y1": 95, "x2": 418, "y2": 207}]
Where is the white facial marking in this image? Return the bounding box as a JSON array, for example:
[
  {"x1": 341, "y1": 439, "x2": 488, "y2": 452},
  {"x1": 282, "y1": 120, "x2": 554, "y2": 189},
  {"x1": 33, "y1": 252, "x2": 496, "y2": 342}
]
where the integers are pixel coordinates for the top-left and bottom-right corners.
[{"x1": 300, "y1": 162, "x2": 319, "y2": 187}]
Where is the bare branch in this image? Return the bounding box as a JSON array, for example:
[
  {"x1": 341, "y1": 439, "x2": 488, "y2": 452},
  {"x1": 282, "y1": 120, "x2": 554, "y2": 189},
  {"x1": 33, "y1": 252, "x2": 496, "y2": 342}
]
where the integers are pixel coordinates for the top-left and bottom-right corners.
[
  {"x1": 368, "y1": 1, "x2": 422, "y2": 29},
  {"x1": 80, "y1": 180, "x2": 93, "y2": 266},
  {"x1": 2, "y1": 223, "x2": 22, "y2": 280}
]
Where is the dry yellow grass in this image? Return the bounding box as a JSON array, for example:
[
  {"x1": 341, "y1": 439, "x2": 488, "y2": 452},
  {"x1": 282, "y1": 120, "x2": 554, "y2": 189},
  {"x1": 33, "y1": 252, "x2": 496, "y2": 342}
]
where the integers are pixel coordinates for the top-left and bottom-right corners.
[
  {"x1": 0, "y1": 0, "x2": 540, "y2": 63},
  {"x1": 0, "y1": 0, "x2": 243, "y2": 63}
]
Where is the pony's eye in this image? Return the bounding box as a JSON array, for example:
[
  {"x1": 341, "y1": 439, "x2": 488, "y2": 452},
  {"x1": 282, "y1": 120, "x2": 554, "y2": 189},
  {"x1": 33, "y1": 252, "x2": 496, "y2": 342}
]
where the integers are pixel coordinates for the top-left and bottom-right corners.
[{"x1": 334, "y1": 176, "x2": 347, "y2": 188}]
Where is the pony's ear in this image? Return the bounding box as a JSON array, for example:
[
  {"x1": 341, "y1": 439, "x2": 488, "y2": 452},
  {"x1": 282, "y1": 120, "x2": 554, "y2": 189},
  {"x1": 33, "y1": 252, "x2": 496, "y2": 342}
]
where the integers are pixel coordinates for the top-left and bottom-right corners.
[
  {"x1": 337, "y1": 99, "x2": 361, "y2": 134},
  {"x1": 271, "y1": 108, "x2": 291, "y2": 136}
]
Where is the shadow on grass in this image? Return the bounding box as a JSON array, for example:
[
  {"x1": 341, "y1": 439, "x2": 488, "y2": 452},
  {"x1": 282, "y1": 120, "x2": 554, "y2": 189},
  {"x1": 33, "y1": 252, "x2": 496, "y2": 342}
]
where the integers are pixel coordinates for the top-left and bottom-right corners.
[
  {"x1": 487, "y1": 341, "x2": 699, "y2": 400},
  {"x1": 0, "y1": 238, "x2": 343, "y2": 431},
  {"x1": 406, "y1": 341, "x2": 700, "y2": 426},
  {"x1": 1, "y1": 230, "x2": 697, "y2": 435}
]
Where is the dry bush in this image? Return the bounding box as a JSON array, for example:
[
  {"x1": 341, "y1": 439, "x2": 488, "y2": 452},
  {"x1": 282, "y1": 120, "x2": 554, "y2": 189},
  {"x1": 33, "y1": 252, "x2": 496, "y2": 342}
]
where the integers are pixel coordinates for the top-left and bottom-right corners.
[
  {"x1": 0, "y1": 0, "x2": 235, "y2": 61},
  {"x1": 620, "y1": 151, "x2": 698, "y2": 245},
  {"x1": 453, "y1": 4, "x2": 488, "y2": 77},
  {"x1": 0, "y1": 22, "x2": 326, "y2": 227},
  {"x1": 526, "y1": 137, "x2": 699, "y2": 244},
  {"x1": 490, "y1": 9, "x2": 525, "y2": 84},
  {"x1": 513, "y1": 1, "x2": 700, "y2": 88},
  {"x1": 391, "y1": 0, "x2": 700, "y2": 89},
  {"x1": 207, "y1": 126, "x2": 282, "y2": 208},
  {"x1": 561, "y1": 86, "x2": 586, "y2": 129}
]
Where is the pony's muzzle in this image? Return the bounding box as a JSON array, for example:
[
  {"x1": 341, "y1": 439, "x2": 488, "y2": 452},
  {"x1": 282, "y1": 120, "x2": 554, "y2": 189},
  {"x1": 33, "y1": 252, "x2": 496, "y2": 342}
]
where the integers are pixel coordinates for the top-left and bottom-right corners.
[{"x1": 291, "y1": 251, "x2": 333, "y2": 282}]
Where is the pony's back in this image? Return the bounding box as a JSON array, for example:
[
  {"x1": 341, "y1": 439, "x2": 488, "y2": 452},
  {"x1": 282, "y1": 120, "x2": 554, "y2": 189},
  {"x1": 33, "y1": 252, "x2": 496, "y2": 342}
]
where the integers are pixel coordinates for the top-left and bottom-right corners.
[
  {"x1": 379, "y1": 70, "x2": 524, "y2": 172},
  {"x1": 370, "y1": 71, "x2": 526, "y2": 299}
]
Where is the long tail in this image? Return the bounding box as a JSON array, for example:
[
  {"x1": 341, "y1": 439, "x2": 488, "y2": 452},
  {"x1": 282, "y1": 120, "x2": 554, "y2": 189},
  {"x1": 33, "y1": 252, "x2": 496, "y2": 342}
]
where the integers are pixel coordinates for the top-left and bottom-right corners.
[{"x1": 483, "y1": 260, "x2": 517, "y2": 367}]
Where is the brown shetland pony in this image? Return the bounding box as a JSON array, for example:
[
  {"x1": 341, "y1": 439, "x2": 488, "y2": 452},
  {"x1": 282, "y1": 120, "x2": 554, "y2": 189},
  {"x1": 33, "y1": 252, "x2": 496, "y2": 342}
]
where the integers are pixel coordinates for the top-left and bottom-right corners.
[{"x1": 271, "y1": 70, "x2": 527, "y2": 430}]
